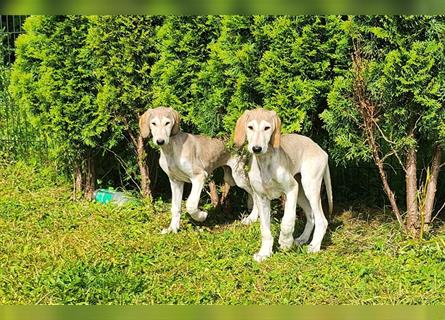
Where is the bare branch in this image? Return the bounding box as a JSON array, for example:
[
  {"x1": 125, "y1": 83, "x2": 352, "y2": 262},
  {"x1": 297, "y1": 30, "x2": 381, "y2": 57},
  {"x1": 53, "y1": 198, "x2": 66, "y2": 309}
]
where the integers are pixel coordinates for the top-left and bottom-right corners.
[
  {"x1": 413, "y1": 112, "x2": 425, "y2": 132},
  {"x1": 372, "y1": 119, "x2": 407, "y2": 172},
  {"x1": 381, "y1": 150, "x2": 395, "y2": 163},
  {"x1": 383, "y1": 161, "x2": 398, "y2": 175},
  {"x1": 373, "y1": 119, "x2": 397, "y2": 145},
  {"x1": 431, "y1": 201, "x2": 445, "y2": 223},
  {"x1": 122, "y1": 117, "x2": 138, "y2": 148}
]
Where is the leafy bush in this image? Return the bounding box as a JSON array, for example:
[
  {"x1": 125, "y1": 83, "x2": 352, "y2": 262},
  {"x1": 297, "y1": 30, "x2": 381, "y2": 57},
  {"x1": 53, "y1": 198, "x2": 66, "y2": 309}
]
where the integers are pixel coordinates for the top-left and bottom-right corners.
[{"x1": 7, "y1": 15, "x2": 445, "y2": 229}]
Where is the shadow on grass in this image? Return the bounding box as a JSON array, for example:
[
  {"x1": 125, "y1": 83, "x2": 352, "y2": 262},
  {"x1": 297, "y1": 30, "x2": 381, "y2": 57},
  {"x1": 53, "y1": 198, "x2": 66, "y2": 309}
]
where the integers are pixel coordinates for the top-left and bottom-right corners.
[
  {"x1": 331, "y1": 202, "x2": 398, "y2": 224},
  {"x1": 191, "y1": 196, "x2": 350, "y2": 252}
]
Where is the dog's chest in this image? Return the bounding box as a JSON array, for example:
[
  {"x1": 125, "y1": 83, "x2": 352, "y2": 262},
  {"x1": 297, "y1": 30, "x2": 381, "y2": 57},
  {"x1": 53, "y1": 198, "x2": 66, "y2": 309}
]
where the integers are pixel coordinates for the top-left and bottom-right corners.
[
  {"x1": 159, "y1": 153, "x2": 193, "y2": 183},
  {"x1": 249, "y1": 162, "x2": 284, "y2": 200}
]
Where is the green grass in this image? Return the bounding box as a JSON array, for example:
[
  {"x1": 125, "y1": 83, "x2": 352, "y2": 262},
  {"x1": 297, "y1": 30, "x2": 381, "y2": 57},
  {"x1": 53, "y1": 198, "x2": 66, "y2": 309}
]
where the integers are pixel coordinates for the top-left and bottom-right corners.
[{"x1": 0, "y1": 162, "x2": 444, "y2": 304}]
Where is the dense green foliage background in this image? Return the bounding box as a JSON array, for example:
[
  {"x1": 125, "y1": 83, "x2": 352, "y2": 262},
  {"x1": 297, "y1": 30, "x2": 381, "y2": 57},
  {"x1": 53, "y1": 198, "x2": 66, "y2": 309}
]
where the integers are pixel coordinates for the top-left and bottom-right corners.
[
  {"x1": 1, "y1": 23, "x2": 45, "y2": 161},
  {"x1": 322, "y1": 16, "x2": 445, "y2": 164},
  {"x1": 3, "y1": 15, "x2": 445, "y2": 217},
  {"x1": 9, "y1": 16, "x2": 353, "y2": 187}
]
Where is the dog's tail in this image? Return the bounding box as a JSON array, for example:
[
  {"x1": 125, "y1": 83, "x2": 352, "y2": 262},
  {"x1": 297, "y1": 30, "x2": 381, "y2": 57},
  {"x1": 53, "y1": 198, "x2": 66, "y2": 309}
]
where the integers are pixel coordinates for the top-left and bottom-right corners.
[{"x1": 323, "y1": 164, "x2": 333, "y2": 216}]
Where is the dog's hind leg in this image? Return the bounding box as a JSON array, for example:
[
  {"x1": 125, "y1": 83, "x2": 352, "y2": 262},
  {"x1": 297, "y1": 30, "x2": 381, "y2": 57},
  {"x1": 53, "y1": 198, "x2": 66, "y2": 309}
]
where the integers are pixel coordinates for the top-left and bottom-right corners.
[
  {"x1": 294, "y1": 189, "x2": 314, "y2": 245},
  {"x1": 301, "y1": 175, "x2": 328, "y2": 253},
  {"x1": 308, "y1": 197, "x2": 328, "y2": 253},
  {"x1": 223, "y1": 166, "x2": 236, "y2": 187}
]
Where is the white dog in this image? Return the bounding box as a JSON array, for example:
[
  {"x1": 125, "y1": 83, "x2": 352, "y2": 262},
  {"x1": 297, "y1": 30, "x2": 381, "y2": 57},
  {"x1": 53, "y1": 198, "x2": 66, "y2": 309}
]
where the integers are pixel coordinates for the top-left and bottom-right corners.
[
  {"x1": 234, "y1": 108, "x2": 333, "y2": 262},
  {"x1": 140, "y1": 107, "x2": 255, "y2": 234}
]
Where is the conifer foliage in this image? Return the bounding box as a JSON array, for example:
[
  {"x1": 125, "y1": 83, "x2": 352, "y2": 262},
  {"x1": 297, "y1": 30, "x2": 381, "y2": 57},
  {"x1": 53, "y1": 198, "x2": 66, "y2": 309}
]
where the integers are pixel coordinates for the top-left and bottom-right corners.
[
  {"x1": 9, "y1": 15, "x2": 445, "y2": 235},
  {"x1": 321, "y1": 16, "x2": 445, "y2": 236},
  {"x1": 11, "y1": 16, "x2": 103, "y2": 199}
]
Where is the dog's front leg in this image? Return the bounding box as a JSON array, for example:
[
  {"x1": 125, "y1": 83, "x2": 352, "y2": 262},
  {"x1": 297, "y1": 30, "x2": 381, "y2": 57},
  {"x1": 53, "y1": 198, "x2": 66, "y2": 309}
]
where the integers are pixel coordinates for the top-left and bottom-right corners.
[
  {"x1": 279, "y1": 184, "x2": 299, "y2": 250},
  {"x1": 242, "y1": 193, "x2": 258, "y2": 225},
  {"x1": 186, "y1": 173, "x2": 208, "y2": 222},
  {"x1": 161, "y1": 179, "x2": 184, "y2": 234},
  {"x1": 253, "y1": 194, "x2": 273, "y2": 262},
  {"x1": 226, "y1": 157, "x2": 258, "y2": 225}
]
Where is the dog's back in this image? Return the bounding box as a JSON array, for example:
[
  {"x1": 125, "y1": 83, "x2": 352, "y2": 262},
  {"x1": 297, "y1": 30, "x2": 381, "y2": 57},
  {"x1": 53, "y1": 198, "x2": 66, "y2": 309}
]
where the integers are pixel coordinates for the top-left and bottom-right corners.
[
  {"x1": 188, "y1": 134, "x2": 230, "y2": 174},
  {"x1": 280, "y1": 134, "x2": 328, "y2": 175}
]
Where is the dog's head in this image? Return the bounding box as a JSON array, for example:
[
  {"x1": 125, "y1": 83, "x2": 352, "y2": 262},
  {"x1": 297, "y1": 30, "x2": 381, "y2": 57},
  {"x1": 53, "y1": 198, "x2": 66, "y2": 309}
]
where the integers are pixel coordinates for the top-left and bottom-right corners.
[
  {"x1": 234, "y1": 108, "x2": 281, "y2": 154},
  {"x1": 139, "y1": 107, "x2": 180, "y2": 146}
]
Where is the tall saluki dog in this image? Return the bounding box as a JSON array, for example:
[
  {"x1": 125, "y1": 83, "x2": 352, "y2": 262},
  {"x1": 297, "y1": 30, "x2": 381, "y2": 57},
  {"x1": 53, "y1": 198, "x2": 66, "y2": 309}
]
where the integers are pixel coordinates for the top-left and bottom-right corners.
[
  {"x1": 234, "y1": 108, "x2": 333, "y2": 262},
  {"x1": 140, "y1": 107, "x2": 256, "y2": 234}
]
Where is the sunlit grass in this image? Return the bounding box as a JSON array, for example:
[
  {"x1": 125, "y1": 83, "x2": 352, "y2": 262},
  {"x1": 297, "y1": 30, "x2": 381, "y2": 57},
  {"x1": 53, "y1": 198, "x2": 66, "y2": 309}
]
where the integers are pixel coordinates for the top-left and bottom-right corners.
[{"x1": 0, "y1": 162, "x2": 444, "y2": 304}]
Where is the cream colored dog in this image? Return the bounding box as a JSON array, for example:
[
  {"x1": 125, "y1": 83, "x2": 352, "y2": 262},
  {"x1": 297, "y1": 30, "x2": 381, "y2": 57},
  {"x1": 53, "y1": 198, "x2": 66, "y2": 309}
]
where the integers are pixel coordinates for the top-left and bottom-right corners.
[
  {"x1": 234, "y1": 108, "x2": 333, "y2": 262},
  {"x1": 139, "y1": 107, "x2": 256, "y2": 234}
]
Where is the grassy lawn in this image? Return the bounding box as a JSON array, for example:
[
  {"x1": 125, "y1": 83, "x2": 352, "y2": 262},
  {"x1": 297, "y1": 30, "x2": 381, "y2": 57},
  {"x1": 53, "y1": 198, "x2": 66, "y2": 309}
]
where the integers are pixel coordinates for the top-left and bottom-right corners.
[{"x1": 0, "y1": 162, "x2": 444, "y2": 304}]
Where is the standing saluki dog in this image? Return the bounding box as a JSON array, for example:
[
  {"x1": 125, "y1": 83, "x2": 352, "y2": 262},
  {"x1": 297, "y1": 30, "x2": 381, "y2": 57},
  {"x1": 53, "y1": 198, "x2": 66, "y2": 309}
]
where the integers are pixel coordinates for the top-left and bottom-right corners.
[
  {"x1": 234, "y1": 108, "x2": 333, "y2": 262},
  {"x1": 139, "y1": 107, "x2": 256, "y2": 234}
]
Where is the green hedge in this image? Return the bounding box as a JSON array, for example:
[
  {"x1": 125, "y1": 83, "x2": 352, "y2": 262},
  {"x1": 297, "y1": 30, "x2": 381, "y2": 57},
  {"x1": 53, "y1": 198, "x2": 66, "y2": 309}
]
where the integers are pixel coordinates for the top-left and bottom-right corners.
[{"x1": 8, "y1": 16, "x2": 445, "y2": 217}]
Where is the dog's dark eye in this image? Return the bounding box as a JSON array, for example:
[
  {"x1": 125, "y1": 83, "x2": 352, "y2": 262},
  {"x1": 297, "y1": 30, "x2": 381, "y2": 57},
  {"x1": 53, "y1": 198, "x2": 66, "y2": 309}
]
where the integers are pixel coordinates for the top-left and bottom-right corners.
[
  {"x1": 165, "y1": 121, "x2": 170, "y2": 126},
  {"x1": 247, "y1": 126, "x2": 253, "y2": 130},
  {"x1": 264, "y1": 126, "x2": 271, "y2": 131},
  {"x1": 151, "y1": 122, "x2": 157, "y2": 126}
]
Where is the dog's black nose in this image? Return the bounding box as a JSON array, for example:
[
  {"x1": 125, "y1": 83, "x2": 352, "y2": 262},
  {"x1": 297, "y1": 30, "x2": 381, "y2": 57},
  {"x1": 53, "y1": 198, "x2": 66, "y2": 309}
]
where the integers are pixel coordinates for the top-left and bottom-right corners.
[
  {"x1": 156, "y1": 139, "x2": 165, "y2": 145},
  {"x1": 252, "y1": 145, "x2": 262, "y2": 153}
]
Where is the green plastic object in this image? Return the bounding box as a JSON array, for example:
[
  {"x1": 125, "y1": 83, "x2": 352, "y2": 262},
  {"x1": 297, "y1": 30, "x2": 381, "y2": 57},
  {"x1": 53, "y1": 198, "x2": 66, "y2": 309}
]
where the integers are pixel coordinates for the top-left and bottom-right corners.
[{"x1": 94, "y1": 189, "x2": 132, "y2": 205}]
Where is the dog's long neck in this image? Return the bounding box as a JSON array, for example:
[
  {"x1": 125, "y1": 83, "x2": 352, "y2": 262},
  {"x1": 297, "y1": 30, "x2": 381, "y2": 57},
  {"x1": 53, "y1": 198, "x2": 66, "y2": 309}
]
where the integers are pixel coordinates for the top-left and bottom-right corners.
[
  {"x1": 159, "y1": 132, "x2": 186, "y2": 157},
  {"x1": 251, "y1": 144, "x2": 280, "y2": 176}
]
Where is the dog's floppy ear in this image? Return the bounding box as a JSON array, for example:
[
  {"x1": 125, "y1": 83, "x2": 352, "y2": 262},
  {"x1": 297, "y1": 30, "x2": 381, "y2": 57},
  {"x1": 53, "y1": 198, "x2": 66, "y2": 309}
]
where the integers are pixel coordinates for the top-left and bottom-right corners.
[
  {"x1": 139, "y1": 109, "x2": 152, "y2": 138},
  {"x1": 169, "y1": 108, "x2": 181, "y2": 136},
  {"x1": 234, "y1": 110, "x2": 250, "y2": 147},
  {"x1": 271, "y1": 111, "x2": 281, "y2": 149}
]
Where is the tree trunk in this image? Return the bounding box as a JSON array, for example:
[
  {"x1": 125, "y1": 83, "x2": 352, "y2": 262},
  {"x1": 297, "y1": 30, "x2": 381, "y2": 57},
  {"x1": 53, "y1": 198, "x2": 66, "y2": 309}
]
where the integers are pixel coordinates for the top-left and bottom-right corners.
[
  {"x1": 73, "y1": 161, "x2": 83, "y2": 201},
  {"x1": 137, "y1": 134, "x2": 152, "y2": 199},
  {"x1": 405, "y1": 146, "x2": 419, "y2": 237},
  {"x1": 351, "y1": 41, "x2": 404, "y2": 229},
  {"x1": 84, "y1": 150, "x2": 96, "y2": 201},
  {"x1": 209, "y1": 180, "x2": 219, "y2": 208},
  {"x1": 423, "y1": 144, "x2": 442, "y2": 231},
  {"x1": 373, "y1": 148, "x2": 404, "y2": 228},
  {"x1": 128, "y1": 121, "x2": 153, "y2": 199}
]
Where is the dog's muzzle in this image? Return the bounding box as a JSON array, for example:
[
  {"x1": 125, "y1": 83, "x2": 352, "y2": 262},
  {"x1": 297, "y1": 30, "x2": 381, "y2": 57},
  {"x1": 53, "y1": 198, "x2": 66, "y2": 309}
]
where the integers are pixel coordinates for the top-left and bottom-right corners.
[{"x1": 252, "y1": 145, "x2": 262, "y2": 154}]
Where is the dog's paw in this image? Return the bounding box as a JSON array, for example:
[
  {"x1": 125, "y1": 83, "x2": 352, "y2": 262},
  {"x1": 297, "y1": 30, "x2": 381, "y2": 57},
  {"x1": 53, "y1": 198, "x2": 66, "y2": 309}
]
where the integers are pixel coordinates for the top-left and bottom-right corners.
[
  {"x1": 241, "y1": 215, "x2": 257, "y2": 225},
  {"x1": 196, "y1": 211, "x2": 208, "y2": 222},
  {"x1": 307, "y1": 243, "x2": 321, "y2": 253},
  {"x1": 278, "y1": 234, "x2": 293, "y2": 251},
  {"x1": 253, "y1": 252, "x2": 271, "y2": 263},
  {"x1": 279, "y1": 241, "x2": 293, "y2": 251},
  {"x1": 161, "y1": 226, "x2": 178, "y2": 234},
  {"x1": 279, "y1": 231, "x2": 295, "y2": 250},
  {"x1": 294, "y1": 236, "x2": 309, "y2": 246},
  {"x1": 190, "y1": 211, "x2": 208, "y2": 222}
]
